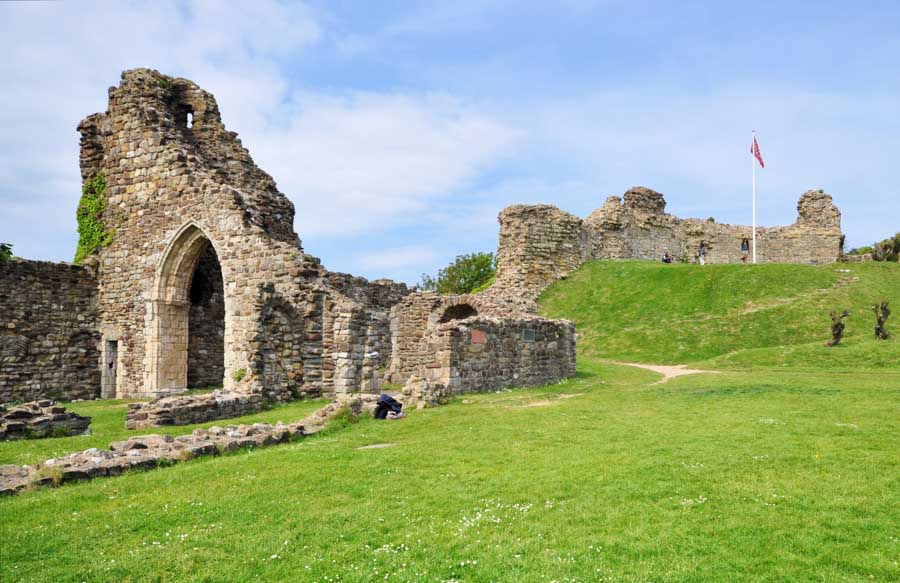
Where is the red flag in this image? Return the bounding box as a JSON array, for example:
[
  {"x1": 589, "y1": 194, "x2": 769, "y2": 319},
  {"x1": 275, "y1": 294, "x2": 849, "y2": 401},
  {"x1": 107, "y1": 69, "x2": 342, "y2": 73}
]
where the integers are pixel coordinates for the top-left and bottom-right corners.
[{"x1": 751, "y1": 134, "x2": 765, "y2": 168}]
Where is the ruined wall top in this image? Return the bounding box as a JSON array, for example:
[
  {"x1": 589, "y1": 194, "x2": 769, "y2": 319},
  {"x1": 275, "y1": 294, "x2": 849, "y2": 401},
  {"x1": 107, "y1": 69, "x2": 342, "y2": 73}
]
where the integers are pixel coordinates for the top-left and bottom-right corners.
[
  {"x1": 78, "y1": 68, "x2": 298, "y2": 246},
  {"x1": 796, "y1": 189, "x2": 841, "y2": 229}
]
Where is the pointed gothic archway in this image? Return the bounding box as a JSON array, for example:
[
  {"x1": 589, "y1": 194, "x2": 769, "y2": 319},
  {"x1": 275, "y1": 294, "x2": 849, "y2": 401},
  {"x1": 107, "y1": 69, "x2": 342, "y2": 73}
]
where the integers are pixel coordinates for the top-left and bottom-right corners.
[{"x1": 145, "y1": 223, "x2": 226, "y2": 395}]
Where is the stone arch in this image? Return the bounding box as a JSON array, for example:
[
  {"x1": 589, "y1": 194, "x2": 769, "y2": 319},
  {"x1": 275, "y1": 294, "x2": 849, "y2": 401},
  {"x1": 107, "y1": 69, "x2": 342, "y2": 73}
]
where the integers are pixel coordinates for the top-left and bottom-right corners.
[
  {"x1": 145, "y1": 223, "x2": 227, "y2": 395},
  {"x1": 434, "y1": 295, "x2": 489, "y2": 324},
  {"x1": 439, "y1": 303, "x2": 478, "y2": 323}
]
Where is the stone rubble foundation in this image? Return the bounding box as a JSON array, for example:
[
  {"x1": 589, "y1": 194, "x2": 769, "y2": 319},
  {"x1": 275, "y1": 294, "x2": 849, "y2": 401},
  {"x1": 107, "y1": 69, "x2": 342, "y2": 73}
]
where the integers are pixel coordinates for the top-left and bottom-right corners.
[
  {"x1": 0, "y1": 400, "x2": 91, "y2": 440},
  {"x1": 0, "y1": 396, "x2": 378, "y2": 496},
  {"x1": 125, "y1": 390, "x2": 265, "y2": 429}
]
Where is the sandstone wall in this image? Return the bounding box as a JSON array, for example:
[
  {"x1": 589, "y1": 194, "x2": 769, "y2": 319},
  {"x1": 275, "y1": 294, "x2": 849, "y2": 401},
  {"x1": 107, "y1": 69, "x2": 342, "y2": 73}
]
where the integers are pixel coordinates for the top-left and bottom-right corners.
[
  {"x1": 417, "y1": 316, "x2": 577, "y2": 394},
  {"x1": 484, "y1": 205, "x2": 587, "y2": 310},
  {"x1": 488, "y1": 187, "x2": 844, "y2": 307},
  {"x1": 584, "y1": 187, "x2": 843, "y2": 266},
  {"x1": 79, "y1": 69, "x2": 409, "y2": 401},
  {"x1": 0, "y1": 260, "x2": 100, "y2": 403},
  {"x1": 385, "y1": 292, "x2": 507, "y2": 385}
]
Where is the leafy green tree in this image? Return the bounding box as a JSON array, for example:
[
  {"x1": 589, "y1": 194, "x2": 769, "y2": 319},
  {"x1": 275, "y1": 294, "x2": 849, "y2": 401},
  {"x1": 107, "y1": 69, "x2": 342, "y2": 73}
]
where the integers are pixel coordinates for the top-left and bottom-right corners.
[
  {"x1": 0, "y1": 243, "x2": 12, "y2": 262},
  {"x1": 419, "y1": 252, "x2": 497, "y2": 294}
]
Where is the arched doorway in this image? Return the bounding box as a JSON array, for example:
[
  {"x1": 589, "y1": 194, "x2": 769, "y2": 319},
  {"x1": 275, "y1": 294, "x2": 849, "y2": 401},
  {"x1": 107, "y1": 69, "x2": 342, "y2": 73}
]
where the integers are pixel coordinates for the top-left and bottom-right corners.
[{"x1": 145, "y1": 224, "x2": 226, "y2": 394}]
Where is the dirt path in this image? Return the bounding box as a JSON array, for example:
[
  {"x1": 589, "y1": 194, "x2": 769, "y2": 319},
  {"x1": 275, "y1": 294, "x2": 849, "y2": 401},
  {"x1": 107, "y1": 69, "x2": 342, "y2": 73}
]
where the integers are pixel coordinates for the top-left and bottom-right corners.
[{"x1": 613, "y1": 362, "x2": 720, "y2": 384}]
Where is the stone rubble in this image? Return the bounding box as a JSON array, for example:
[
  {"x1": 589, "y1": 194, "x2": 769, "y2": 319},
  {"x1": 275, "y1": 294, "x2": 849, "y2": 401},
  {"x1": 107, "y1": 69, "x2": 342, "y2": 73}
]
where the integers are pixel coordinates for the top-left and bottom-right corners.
[
  {"x1": 0, "y1": 396, "x2": 377, "y2": 496},
  {"x1": 124, "y1": 390, "x2": 264, "y2": 429},
  {"x1": 0, "y1": 400, "x2": 91, "y2": 440}
]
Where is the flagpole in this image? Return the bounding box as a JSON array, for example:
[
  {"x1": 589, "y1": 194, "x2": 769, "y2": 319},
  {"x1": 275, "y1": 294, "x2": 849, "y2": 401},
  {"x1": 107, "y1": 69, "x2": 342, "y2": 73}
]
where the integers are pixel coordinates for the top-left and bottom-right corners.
[{"x1": 752, "y1": 131, "x2": 757, "y2": 264}]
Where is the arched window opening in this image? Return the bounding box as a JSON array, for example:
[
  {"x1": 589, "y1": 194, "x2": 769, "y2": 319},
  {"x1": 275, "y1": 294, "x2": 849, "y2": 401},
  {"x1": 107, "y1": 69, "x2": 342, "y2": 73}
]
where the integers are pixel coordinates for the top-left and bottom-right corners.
[{"x1": 439, "y1": 303, "x2": 478, "y2": 323}]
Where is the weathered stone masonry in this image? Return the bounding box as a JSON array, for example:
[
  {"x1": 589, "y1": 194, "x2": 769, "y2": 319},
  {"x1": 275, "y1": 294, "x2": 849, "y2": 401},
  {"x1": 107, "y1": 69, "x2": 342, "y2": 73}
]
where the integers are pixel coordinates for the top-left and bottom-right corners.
[
  {"x1": 77, "y1": 68, "x2": 409, "y2": 403},
  {"x1": 0, "y1": 260, "x2": 100, "y2": 403},
  {"x1": 485, "y1": 186, "x2": 844, "y2": 308}
]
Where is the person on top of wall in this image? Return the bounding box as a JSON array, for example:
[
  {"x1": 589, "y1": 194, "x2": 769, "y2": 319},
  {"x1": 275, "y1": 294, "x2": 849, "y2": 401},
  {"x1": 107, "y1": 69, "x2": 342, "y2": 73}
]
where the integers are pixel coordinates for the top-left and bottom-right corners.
[
  {"x1": 741, "y1": 238, "x2": 750, "y2": 263},
  {"x1": 697, "y1": 242, "x2": 708, "y2": 266}
]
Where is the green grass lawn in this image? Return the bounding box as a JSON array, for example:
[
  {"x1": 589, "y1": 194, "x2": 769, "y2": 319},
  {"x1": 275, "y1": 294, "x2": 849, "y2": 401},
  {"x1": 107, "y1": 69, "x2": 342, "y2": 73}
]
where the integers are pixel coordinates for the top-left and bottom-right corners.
[
  {"x1": 1, "y1": 261, "x2": 898, "y2": 581},
  {"x1": 1, "y1": 362, "x2": 897, "y2": 581}
]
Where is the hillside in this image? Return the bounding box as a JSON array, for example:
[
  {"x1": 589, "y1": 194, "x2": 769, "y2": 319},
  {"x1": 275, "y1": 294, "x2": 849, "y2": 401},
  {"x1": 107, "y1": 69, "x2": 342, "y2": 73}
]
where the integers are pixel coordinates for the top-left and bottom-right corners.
[{"x1": 539, "y1": 260, "x2": 900, "y2": 369}]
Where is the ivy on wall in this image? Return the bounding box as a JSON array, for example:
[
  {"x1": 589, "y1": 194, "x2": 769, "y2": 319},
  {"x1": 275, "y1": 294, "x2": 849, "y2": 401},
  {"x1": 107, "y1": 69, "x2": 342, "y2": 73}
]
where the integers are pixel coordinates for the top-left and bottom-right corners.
[{"x1": 74, "y1": 173, "x2": 113, "y2": 264}]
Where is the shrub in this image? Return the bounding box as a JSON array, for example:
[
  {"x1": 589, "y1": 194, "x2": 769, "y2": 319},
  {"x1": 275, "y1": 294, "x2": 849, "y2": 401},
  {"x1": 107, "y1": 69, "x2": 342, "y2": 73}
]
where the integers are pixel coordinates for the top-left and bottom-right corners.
[
  {"x1": 74, "y1": 173, "x2": 114, "y2": 264},
  {"x1": 419, "y1": 252, "x2": 497, "y2": 294},
  {"x1": 232, "y1": 368, "x2": 247, "y2": 382},
  {"x1": 0, "y1": 243, "x2": 12, "y2": 262}
]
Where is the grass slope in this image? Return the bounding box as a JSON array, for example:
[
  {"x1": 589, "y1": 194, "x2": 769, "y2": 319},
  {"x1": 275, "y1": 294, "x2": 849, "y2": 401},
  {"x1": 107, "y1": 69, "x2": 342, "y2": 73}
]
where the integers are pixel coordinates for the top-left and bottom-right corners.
[{"x1": 540, "y1": 260, "x2": 900, "y2": 368}]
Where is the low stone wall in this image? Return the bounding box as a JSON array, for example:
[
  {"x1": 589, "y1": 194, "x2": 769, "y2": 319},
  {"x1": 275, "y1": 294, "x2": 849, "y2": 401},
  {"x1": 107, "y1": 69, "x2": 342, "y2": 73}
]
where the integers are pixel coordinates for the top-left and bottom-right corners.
[
  {"x1": 0, "y1": 400, "x2": 91, "y2": 440},
  {"x1": 385, "y1": 292, "x2": 510, "y2": 385},
  {"x1": 0, "y1": 259, "x2": 100, "y2": 403},
  {"x1": 404, "y1": 315, "x2": 577, "y2": 398},
  {"x1": 1, "y1": 397, "x2": 375, "y2": 495},
  {"x1": 125, "y1": 390, "x2": 264, "y2": 429}
]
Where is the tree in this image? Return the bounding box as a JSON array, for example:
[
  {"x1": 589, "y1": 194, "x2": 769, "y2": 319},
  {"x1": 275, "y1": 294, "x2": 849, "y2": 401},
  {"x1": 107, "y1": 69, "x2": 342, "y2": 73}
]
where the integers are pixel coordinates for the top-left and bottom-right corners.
[
  {"x1": 848, "y1": 232, "x2": 900, "y2": 260},
  {"x1": 418, "y1": 252, "x2": 497, "y2": 294},
  {"x1": 0, "y1": 243, "x2": 12, "y2": 262}
]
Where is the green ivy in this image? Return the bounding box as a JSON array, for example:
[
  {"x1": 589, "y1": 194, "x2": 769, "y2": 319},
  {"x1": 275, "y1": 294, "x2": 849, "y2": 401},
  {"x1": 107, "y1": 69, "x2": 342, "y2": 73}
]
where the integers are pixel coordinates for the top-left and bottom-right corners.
[{"x1": 74, "y1": 172, "x2": 113, "y2": 264}]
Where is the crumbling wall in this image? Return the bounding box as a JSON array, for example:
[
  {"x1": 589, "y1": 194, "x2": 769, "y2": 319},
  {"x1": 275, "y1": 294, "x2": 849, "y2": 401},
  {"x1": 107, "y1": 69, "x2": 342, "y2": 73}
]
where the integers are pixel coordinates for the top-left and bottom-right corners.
[
  {"x1": 0, "y1": 260, "x2": 100, "y2": 403},
  {"x1": 79, "y1": 68, "x2": 410, "y2": 401},
  {"x1": 410, "y1": 316, "x2": 577, "y2": 395},
  {"x1": 323, "y1": 273, "x2": 409, "y2": 395},
  {"x1": 484, "y1": 205, "x2": 587, "y2": 311},
  {"x1": 385, "y1": 292, "x2": 506, "y2": 385},
  {"x1": 488, "y1": 187, "x2": 844, "y2": 306},
  {"x1": 583, "y1": 187, "x2": 843, "y2": 265}
]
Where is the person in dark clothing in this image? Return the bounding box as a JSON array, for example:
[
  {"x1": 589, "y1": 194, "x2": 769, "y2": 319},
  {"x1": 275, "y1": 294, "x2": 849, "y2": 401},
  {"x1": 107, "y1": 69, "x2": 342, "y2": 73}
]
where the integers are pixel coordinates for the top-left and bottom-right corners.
[{"x1": 374, "y1": 394, "x2": 405, "y2": 420}]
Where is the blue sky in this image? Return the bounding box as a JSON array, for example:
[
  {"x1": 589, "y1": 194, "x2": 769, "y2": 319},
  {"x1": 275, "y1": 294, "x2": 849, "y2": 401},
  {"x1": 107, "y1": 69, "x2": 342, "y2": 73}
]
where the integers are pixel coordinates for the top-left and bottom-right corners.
[{"x1": 2, "y1": 1, "x2": 898, "y2": 284}]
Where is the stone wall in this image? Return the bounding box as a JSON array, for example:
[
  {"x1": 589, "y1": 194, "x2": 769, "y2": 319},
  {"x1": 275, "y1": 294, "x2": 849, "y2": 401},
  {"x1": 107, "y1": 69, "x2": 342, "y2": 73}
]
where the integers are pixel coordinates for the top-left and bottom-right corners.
[
  {"x1": 124, "y1": 390, "x2": 264, "y2": 429},
  {"x1": 487, "y1": 187, "x2": 844, "y2": 307},
  {"x1": 484, "y1": 205, "x2": 587, "y2": 310},
  {"x1": 584, "y1": 187, "x2": 843, "y2": 265},
  {"x1": 78, "y1": 68, "x2": 410, "y2": 401},
  {"x1": 405, "y1": 315, "x2": 577, "y2": 397},
  {"x1": 0, "y1": 260, "x2": 100, "y2": 403},
  {"x1": 385, "y1": 292, "x2": 507, "y2": 385}
]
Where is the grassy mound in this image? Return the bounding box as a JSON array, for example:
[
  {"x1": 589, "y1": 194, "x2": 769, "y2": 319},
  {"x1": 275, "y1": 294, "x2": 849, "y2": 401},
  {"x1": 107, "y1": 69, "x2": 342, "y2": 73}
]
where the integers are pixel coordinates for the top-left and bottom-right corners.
[{"x1": 540, "y1": 260, "x2": 900, "y2": 369}]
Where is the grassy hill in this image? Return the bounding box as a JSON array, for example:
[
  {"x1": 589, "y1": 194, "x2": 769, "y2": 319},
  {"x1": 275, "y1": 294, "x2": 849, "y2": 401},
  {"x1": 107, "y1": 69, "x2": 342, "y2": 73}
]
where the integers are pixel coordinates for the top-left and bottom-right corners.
[{"x1": 540, "y1": 260, "x2": 900, "y2": 369}]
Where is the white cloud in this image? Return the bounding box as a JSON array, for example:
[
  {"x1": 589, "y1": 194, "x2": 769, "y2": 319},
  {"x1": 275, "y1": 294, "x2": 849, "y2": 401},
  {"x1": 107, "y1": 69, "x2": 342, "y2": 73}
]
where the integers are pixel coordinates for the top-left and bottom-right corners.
[
  {"x1": 246, "y1": 91, "x2": 520, "y2": 238},
  {"x1": 352, "y1": 245, "x2": 440, "y2": 271},
  {"x1": 0, "y1": 1, "x2": 518, "y2": 264}
]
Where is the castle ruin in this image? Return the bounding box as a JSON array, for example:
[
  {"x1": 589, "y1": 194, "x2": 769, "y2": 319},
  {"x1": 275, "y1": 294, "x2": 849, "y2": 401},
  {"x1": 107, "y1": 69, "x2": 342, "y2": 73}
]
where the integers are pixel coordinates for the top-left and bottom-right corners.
[
  {"x1": 0, "y1": 70, "x2": 845, "y2": 421},
  {"x1": 0, "y1": 69, "x2": 576, "y2": 418}
]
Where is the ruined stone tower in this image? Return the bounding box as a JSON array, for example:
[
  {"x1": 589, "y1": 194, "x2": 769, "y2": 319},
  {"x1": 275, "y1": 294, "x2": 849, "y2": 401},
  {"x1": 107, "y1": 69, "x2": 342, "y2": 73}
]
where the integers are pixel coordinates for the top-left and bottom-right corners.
[{"x1": 77, "y1": 68, "x2": 407, "y2": 400}]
